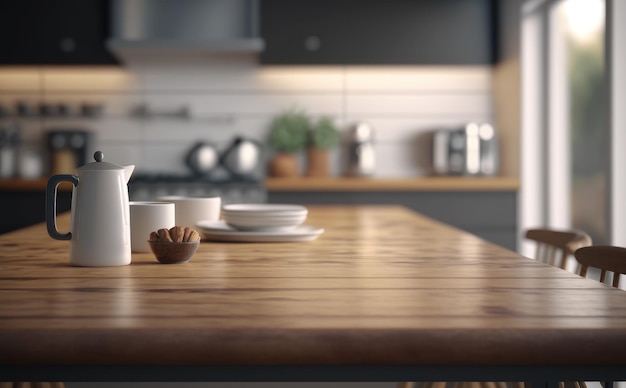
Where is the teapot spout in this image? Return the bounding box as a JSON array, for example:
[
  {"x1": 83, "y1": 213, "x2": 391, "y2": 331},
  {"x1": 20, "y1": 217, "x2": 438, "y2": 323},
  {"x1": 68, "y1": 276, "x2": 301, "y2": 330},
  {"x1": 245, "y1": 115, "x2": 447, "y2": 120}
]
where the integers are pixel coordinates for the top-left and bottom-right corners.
[{"x1": 123, "y1": 165, "x2": 135, "y2": 184}]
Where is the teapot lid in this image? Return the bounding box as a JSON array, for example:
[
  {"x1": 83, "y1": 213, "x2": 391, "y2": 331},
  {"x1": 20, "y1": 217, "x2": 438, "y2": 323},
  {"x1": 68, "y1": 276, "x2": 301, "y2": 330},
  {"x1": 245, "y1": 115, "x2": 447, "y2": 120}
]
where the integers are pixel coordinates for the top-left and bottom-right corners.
[{"x1": 76, "y1": 151, "x2": 124, "y2": 171}]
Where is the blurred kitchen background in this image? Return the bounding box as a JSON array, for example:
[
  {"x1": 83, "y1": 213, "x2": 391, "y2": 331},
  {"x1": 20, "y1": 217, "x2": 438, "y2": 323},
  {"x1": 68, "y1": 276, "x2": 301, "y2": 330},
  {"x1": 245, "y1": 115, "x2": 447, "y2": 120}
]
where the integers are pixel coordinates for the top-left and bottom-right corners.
[
  {"x1": 0, "y1": 0, "x2": 508, "y2": 177},
  {"x1": 1, "y1": 0, "x2": 623, "y2": 260}
]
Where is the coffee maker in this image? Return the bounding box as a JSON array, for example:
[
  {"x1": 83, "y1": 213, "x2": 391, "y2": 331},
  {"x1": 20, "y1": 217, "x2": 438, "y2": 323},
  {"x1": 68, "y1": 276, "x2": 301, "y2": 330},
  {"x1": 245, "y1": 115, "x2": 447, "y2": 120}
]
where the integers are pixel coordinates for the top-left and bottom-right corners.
[
  {"x1": 46, "y1": 130, "x2": 91, "y2": 175},
  {"x1": 432, "y1": 123, "x2": 499, "y2": 176},
  {"x1": 345, "y1": 122, "x2": 376, "y2": 177}
]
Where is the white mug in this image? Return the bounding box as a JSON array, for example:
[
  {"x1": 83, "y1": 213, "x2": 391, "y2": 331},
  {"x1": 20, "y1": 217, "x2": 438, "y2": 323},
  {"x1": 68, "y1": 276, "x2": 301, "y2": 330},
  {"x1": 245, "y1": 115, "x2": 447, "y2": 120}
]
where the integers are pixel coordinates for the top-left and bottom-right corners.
[
  {"x1": 130, "y1": 201, "x2": 176, "y2": 253},
  {"x1": 157, "y1": 196, "x2": 221, "y2": 229}
]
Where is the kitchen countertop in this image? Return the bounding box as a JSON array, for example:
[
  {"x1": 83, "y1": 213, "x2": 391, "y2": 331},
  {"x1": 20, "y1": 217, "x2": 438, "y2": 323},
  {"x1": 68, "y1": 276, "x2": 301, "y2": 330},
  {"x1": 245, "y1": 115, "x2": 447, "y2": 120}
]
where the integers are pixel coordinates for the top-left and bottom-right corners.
[
  {"x1": 0, "y1": 177, "x2": 519, "y2": 192},
  {"x1": 265, "y1": 176, "x2": 519, "y2": 191},
  {"x1": 0, "y1": 205, "x2": 624, "y2": 382}
]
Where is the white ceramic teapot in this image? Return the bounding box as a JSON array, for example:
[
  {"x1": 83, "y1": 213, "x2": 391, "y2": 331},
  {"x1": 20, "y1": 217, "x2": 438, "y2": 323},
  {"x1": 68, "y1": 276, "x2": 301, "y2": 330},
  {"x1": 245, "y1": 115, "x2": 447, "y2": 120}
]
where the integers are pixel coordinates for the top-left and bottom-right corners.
[{"x1": 46, "y1": 151, "x2": 135, "y2": 267}]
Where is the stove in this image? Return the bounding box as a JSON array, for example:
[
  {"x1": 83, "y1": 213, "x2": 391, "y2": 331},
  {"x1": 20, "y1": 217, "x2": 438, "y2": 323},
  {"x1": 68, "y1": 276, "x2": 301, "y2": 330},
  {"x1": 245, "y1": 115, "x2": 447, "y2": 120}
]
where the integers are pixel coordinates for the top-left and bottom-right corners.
[{"x1": 129, "y1": 174, "x2": 266, "y2": 204}]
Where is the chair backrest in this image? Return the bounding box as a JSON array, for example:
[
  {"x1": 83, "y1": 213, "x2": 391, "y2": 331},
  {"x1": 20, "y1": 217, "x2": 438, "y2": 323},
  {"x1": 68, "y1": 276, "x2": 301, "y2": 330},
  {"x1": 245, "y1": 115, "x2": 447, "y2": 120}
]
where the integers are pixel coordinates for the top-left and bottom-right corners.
[
  {"x1": 574, "y1": 245, "x2": 626, "y2": 288},
  {"x1": 525, "y1": 228, "x2": 592, "y2": 272}
]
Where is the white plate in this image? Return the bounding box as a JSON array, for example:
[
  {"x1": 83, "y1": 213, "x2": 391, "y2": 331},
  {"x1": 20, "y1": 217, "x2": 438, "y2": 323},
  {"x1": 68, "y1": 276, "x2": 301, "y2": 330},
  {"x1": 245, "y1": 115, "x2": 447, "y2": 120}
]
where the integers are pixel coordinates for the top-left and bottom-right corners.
[
  {"x1": 222, "y1": 213, "x2": 307, "y2": 230},
  {"x1": 196, "y1": 220, "x2": 324, "y2": 242},
  {"x1": 223, "y1": 213, "x2": 307, "y2": 220},
  {"x1": 222, "y1": 203, "x2": 308, "y2": 217},
  {"x1": 224, "y1": 220, "x2": 305, "y2": 231}
]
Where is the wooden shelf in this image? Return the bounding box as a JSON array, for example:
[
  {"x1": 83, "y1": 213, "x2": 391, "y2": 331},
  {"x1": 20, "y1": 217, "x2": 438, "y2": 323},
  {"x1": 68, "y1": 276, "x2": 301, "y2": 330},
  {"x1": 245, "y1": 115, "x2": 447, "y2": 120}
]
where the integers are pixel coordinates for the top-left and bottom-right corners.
[{"x1": 265, "y1": 176, "x2": 519, "y2": 192}]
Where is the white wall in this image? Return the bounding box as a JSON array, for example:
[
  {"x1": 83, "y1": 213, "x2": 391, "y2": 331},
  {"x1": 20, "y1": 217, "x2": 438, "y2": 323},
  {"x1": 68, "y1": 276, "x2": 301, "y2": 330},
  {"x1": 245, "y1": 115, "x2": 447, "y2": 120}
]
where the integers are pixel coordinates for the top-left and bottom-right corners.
[{"x1": 0, "y1": 60, "x2": 493, "y2": 177}]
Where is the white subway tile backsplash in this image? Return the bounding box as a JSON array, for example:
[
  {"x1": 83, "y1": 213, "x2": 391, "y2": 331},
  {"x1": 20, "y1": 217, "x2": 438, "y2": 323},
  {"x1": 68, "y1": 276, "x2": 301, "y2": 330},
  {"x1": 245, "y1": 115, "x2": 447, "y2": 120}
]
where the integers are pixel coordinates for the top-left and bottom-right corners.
[
  {"x1": 89, "y1": 118, "x2": 144, "y2": 142},
  {"x1": 125, "y1": 54, "x2": 260, "y2": 77},
  {"x1": 226, "y1": 117, "x2": 273, "y2": 140},
  {"x1": 96, "y1": 142, "x2": 143, "y2": 168},
  {"x1": 139, "y1": 64, "x2": 344, "y2": 92},
  {"x1": 346, "y1": 93, "x2": 492, "y2": 116},
  {"x1": 0, "y1": 63, "x2": 495, "y2": 177},
  {"x1": 345, "y1": 66, "x2": 491, "y2": 92},
  {"x1": 140, "y1": 142, "x2": 197, "y2": 174},
  {"x1": 140, "y1": 117, "x2": 273, "y2": 145},
  {"x1": 141, "y1": 120, "x2": 236, "y2": 143},
  {"x1": 254, "y1": 67, "x2": 344, "y2": 92},
  {"x1": 143, "y1": 93, "x2": 343, "y2": 116},
  {"x1": 370, "y1": 141, "x2": 432, "y2": 177}
]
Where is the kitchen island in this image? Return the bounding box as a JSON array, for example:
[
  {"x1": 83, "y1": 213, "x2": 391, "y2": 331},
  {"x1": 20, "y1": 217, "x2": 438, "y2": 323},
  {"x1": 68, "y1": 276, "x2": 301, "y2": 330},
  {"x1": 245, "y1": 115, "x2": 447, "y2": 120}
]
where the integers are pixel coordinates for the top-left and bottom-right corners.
[
  {"x1": 0, "y1": 177, "x2": 518, "y2": 249},
  {"x1": 0, "y1": 206, "x2": 625, "y2": 383}
]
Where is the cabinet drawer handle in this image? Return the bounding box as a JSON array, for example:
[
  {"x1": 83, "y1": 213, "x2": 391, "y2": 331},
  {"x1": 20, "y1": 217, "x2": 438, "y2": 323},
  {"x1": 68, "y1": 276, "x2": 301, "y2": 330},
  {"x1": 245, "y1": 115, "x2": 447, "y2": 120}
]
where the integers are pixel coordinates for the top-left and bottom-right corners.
[
  {"x1": 60, "y1": 38, "x2": 76, "y2": 53},
  {"x1": 305, "y1": 36, "x2": 321, "y2": 52}
]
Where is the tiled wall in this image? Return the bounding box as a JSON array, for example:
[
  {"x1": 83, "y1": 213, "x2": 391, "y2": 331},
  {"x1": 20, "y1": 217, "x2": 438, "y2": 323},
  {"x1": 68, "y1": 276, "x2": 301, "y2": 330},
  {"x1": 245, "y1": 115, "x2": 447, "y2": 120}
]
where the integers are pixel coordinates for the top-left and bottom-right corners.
[{"x1": 0, "y1": 58, "x2": 494, "y2": 177}]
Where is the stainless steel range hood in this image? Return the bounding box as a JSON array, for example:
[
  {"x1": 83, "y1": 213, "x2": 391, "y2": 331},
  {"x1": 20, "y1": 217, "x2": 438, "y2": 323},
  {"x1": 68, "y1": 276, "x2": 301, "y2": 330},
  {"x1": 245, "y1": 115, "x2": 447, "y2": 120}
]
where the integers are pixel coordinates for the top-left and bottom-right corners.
[{"x1": 107, "y1": 0, "x2": 264, "y2": 65}]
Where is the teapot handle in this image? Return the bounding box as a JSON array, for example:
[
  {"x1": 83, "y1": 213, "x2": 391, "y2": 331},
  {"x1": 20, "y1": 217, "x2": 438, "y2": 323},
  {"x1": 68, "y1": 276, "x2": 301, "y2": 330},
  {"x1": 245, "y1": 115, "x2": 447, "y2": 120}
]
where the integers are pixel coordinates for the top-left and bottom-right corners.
[{"x1": 46, "y1": 174, "x2": 79, "y2": 240}]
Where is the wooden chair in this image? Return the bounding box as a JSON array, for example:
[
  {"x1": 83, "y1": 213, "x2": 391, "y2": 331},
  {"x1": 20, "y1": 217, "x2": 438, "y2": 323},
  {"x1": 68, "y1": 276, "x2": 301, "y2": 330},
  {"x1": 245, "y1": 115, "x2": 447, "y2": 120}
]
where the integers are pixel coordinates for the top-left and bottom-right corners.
[
  {"x1": 525, "y1": 228, "x2": 592, "y2": 272},
  {"x1": 573, "y1": 245, "x2": 626, "y2": 388},
  {"x1": 574, "y1": 245, "x2": 626, "y2": 288},
  {"x1": 398, "y1": 382, "x2": 586, "y2": 388}
]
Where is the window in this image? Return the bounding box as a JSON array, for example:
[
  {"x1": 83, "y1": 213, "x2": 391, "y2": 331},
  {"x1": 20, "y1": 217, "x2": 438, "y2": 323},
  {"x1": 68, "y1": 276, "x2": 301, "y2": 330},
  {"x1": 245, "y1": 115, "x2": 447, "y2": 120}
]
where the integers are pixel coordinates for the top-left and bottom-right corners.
[{"x1": 520, "y1": 0, "x2": 614, "y2": 257}]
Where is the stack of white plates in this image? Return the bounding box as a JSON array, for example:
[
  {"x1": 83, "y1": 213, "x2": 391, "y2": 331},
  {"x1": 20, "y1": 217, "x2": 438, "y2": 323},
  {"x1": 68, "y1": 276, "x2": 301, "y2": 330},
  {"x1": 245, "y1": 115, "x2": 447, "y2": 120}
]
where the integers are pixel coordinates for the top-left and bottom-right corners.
[
  {"x1": 196, "y1": 203, "x2": 323, "y2": 242},
  {"x1": 221, "y1": 203, "x2": 308, "y2": 231}
]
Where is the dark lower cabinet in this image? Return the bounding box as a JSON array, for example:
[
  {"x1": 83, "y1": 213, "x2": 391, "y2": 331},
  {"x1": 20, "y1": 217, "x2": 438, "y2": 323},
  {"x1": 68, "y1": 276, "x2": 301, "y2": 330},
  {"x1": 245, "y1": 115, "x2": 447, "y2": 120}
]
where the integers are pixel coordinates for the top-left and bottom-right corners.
[
  {"x1": 260, "y1": 0, "x2": 496, "y2": 65},
  {"x1": 0, "y1": 0, "x2": 118, "y2": 65},
  {"x1": 0, "y1": 191, "x2": 71, "y2": 234},
  {"x1": 2, "y1": 188, "x2": 518, "y2": 251},
  {"x1": 268, "y1": 191, "x2": 517, "y2": 251}
]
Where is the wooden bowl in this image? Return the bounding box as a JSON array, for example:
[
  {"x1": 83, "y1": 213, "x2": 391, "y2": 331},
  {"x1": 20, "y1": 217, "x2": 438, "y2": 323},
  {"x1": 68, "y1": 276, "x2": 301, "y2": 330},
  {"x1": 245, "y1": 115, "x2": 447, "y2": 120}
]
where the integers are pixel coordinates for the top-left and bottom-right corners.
[{"x1": 148, "y1": 240, "x2": 199, "y2": 264}]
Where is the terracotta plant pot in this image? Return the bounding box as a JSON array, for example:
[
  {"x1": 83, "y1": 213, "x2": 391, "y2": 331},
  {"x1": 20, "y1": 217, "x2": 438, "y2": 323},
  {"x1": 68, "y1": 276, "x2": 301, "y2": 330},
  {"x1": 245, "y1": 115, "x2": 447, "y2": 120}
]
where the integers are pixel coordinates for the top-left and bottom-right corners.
[
  {"x1": 270, "y1": 153, "x2": 299, "y2": 177},
  {"x1": 306, "y1": 148, "x2": 330, "y2": 177}
]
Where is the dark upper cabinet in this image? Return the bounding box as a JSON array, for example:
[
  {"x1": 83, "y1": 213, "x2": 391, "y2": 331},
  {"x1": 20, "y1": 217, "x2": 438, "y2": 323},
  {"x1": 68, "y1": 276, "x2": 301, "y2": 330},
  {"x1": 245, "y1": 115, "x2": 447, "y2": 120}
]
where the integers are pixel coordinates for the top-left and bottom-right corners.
[
  {"x1": 0, "y1": 0, "x2": 118, "y2": 65},
  {"x1": 0, "y1": 0, "x2": 43, "y2": 65},
  {"x1": 42, "y1": 0, "x2": 118, "y2": 65},
  {"x1": 260, "y1": 0, "x2": 496, "y2": 65}
]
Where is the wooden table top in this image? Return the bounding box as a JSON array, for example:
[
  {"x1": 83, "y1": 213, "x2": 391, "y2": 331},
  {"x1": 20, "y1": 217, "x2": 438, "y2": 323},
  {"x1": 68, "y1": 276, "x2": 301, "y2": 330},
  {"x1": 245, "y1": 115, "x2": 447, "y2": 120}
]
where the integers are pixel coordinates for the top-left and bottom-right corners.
[{"x1": 1, "y1": 205, "x2": 626, "y2": 370}]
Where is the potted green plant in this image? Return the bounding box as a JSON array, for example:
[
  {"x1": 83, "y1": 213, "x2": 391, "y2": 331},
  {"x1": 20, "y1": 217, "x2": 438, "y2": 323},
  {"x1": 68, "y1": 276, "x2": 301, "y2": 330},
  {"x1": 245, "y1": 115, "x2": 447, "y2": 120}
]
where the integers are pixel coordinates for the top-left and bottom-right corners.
[
  {"x1": 268, "y1": 109, "x2": 309, "y2": 177},
  {"x1": 306, "y1": 116, "x2": 341, "y2": 177}
]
